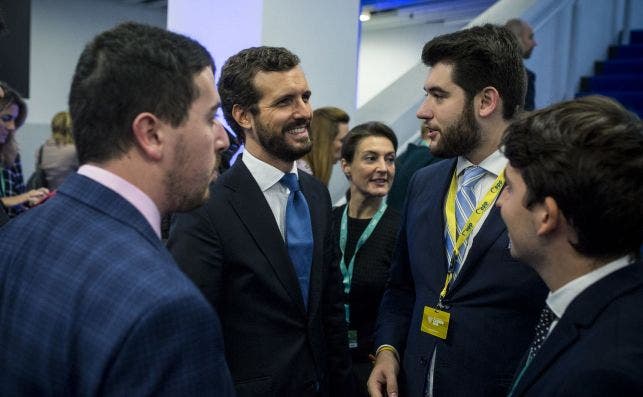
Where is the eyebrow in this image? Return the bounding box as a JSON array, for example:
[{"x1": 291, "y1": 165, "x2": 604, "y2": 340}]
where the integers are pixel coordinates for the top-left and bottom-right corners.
[{"x1": 426, "y1": 86, "x2": 449, "y2": 95}]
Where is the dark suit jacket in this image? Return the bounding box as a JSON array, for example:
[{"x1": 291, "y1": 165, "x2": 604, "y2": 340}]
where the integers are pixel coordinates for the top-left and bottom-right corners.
[
  {"x1": 375, "y1": 158, "x2": 547, "y2": 396},
  {"x1": 511, "y1": 262, "x2": 643, "y2": 396},
  {"x1": 387, "y1": 143, "x2": 442, "y2": 212},
  {"x1": 525, "y1": 68, "x2": 536, "y2": 111},
  {"x1": 168, "y1": 159, "x2": 352, "y2": 396},
  {"x1": 0, "y1": 173, "x2": 234, "y2": 396}
]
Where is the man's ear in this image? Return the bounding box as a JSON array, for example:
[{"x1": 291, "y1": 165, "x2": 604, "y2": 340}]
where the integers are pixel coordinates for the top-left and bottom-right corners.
[
  {"x1": 232, "y1": 104, "x2": 252, "y2": 131},
  {"x1": 535, "y1": 196, "x2": 561, "y2": 236},
  {"x1": 131, "y1": 112, "x2": 163, "y2": 161},
  {"x1": 477, "y1": 86, "x2": 500, "y2": 118}
]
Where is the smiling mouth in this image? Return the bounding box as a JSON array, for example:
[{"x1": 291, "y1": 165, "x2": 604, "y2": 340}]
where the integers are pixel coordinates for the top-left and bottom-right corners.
[{"x1": 285, "y1": 125, "x2": 308, "y2": 136}]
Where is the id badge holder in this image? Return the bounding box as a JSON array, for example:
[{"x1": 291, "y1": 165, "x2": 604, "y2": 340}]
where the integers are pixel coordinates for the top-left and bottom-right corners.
[{"x1": 421, "y1": 306, "x2": 451, "y2": 340}]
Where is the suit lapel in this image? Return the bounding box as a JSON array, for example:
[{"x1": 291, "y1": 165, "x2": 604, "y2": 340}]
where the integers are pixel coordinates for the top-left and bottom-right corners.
[
  {"x1": 512, "y1": 320, "x2": 578, "y2": 396},
  {"x1": 511, "y1": 263, "x2": 643, "y2": 396},
  {"x1": 420, "y1": 159, "x2": 457, "y2": 290},
  {"x1": 299, "y1": 174, "x2": 324, "y2": 318},
  {"x1": 223, "y1": 161, "x2": 307, "y2": 315}
]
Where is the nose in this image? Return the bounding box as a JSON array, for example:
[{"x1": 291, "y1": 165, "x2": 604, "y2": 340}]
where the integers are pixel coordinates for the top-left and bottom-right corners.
[
  {"x1": 416, "y1": 97, "x2": 434, "y2": 121},
  {"x1": 213, "y1": 121, "x2": 230, "y2": 153},
  {"x1": 5, "y1": 119, "x2": 16, "y2": 132},
  {"x1": 375, "y1": 157, "x2": 388, "y2": 172},
  {"x1": 294, "y1": 98, "x2": 312, "y2": 121}
]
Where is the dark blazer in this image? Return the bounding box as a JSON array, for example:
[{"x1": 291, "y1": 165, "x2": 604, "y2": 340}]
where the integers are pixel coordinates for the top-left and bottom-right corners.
[
  {"x1": 374, "y1": 158, "x2": 547, "y2": 396},
  {"x1": 168, "y1": 159, "x2": 352, "y2": 397},
  {"x1": 387, "y1": 143, "x2": 442, "y2": 212},
  {"x1": 510, "y1": 262, "x2": 643, "y2": 396},
  {"x1": 0, "y1": 173, "x2": 234, "y2": 396}
]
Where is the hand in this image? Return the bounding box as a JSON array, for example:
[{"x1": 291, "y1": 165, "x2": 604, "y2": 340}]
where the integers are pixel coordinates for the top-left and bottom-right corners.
[
  {"x1": 367, "y1": 350, "x2": 399, "y2": 397},
  {"x1": 27, "y1": 188, "x2": 50, "y2": 206}
]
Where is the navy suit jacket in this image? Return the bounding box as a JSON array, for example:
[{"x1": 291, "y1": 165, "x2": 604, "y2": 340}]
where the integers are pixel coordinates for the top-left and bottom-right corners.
[
  {"x1": 511, "y1": 262, "x2": 643, "y2": 396},
  {"x1": 375, "y1": 158, "x2": 547, "y2": 396},
  {"x1": 168, "y1": 159, "x2": 352, "y2": 396},
  {"x1": 0, "y1": 173, "x2": 234, "y2": 396}
]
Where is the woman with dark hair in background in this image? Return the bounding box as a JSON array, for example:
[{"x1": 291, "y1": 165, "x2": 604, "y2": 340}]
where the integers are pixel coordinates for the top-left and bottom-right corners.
[
  {"x1": 0, "y1": 81, "x2": 49, "y2": 217},
  {"x1": 37, "y1": 111, "x2": 78, "y2": 189},
  {"x1": 298, "y1": 106, "x2": 349, "y2": 185},
  {"x1": 332, "y1": 121, "x2": 401, "y2": 396}
]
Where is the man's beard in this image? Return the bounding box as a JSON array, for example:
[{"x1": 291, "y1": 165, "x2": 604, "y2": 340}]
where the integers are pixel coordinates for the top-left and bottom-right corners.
[
  {"x1": 165, "y1": 139, "x2": 217, "y2": 214},
  {"x1": 255, "y1": 118, "x2": 312, "y2": 162},
  {"x1": 430, "y1": 99, "x2": 481, "y2": 159}
]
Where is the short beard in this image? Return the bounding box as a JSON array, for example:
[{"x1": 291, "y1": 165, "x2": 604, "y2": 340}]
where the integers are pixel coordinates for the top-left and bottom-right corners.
[
  {"x1": 165, "y1": 137, "x2": 216, "y2": 214},
  {"x1": 430, "y1": 98, "x2": 481, "y2": 158},
  {"x1": 256, "y1": 119, "x2": 312, "y2": 162}
]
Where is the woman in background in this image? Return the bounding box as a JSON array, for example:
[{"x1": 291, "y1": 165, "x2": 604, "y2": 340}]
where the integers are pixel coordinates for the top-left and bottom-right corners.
[
  {"x1": 0, "y1": 81, "x2": 49, "y2": 217},
  {"x1": 298, "y1": 106, "x2": 349, "y2": 185},
  {"x1": 332, "y1": 121, "x2": 400, "y2": 396},
  {"x1": 38, "y1": 111, "x2": 78, "y2": 189}
]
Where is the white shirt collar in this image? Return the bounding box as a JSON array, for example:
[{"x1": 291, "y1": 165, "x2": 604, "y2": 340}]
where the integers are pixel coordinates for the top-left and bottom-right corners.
[
  {"x1": 241, "y1": 148, "x2": 298, "y2": 192},
  {"x1": 547, "y1": 255, "x2": 634, "y2": 319},
  {"x1": 456, "y1": 149, "x2": 507, "y2": 179}
]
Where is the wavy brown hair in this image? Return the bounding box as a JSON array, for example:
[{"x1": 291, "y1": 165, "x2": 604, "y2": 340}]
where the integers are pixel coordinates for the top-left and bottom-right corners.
[{"x1": 0, "y1": 82, "x2": 27, "y2": 167}]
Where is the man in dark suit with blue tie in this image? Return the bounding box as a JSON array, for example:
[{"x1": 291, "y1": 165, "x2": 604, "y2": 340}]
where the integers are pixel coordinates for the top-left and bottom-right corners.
[
  {"x1": 498, "y1": 95, "x2": 643, "y2": 396},
  {"x1": 368, "y1": 25, "x2": 547, "y2": 397},
  {"x1": 0, "y1": 23, "x2": 234, "y2": 395},
  {"x1": 168, "y1": 46, "x2": 352, "y2": 396}
]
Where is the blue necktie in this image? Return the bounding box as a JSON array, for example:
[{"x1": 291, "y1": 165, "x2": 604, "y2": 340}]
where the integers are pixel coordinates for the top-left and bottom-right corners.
[
  {"x1": 280, "y1": 173, "x2": 314, "y2": 309},
  {"x1": 445, "y1": 166, "x2": 486, "y2": 275}
]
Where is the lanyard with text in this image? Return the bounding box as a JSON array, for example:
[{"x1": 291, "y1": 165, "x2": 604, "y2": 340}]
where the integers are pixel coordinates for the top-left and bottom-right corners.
[
  {"x1": 440, "y1": 167, "x2": 505, "y2": 303},
  {"x1": 421, "y1": 168, "x2": 505, "y2": 341},
  {"x1": 339, "y1": 200, "x2": 387, "y2": 323}
]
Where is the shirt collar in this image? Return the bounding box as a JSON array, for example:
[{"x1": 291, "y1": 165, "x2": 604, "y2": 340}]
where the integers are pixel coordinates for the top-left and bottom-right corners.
[
  {"x1": 77, "y1": 164, "x2": 162, "y2": 239},
  {"x1": 241, "y1": 149, "x2": 299, "y2": 192},
  {"x1": 456, "y1": 149, "x2": 507, "y2": 178},
  {"x1": 546, "y1": 255, "x2": 634, "y2": 319}
]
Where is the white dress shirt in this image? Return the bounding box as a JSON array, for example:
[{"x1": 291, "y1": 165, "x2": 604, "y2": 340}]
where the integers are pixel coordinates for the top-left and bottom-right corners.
[
  {"x1": 242, "y1": 149, "x2": 299, "y2": 240},
  {"x1": 545, "y1": 255, "x2": 634, "y2": 334}
]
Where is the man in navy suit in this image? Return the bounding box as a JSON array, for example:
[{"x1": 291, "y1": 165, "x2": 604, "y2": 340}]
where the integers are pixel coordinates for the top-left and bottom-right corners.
[
  {"x1": 499, "y1": 96, "x2": 643, "y2": 396},
  {"x1": 368, "y1": 25, "x2": 547, "y2": 397},
  {"x1": 0, "y1": 23, "x2": 234, "y2": 395},
  {"x1": 168, "y1": 46, "x2": 352, "y2": 396}
]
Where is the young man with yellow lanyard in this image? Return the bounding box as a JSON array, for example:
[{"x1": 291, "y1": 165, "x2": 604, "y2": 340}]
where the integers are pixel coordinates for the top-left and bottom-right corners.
[{"x1": 368, "y1": 24, "x2": 548, "y2": 397}]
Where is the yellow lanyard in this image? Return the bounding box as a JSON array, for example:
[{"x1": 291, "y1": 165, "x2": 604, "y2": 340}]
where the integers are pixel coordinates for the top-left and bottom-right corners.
[{"x1": 439, "y1": 167, "x2": 505, "y2": 301}]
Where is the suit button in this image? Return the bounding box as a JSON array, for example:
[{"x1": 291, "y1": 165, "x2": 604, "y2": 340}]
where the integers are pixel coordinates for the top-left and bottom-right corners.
[{"x1": 419, "y1": 357, "x2": 428, "y2": 366}]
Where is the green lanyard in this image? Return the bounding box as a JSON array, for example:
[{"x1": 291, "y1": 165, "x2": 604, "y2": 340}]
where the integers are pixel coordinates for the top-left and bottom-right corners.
[
  {"x1": 339, "y1": 200, "x2": 387, "y2": 323},
  {"x1": 0, "y1": 171, "x2": 5, "y2": 197}
]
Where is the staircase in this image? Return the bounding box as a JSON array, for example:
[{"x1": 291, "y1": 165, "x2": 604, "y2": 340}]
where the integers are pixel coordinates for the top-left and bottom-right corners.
[{"x1": 578, "y1": 30, "x2": 643, "y2": 117}]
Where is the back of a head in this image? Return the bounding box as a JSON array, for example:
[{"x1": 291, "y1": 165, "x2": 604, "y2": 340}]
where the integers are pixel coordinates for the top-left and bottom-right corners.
[
  {"x1": 218, "y1": 46, "x2": 300, "y2": 143},
  {"x1": 504, "y1": 19, "x2": 526, "y2": 53},
  {"x1": 51, "y1": 111, "x2": 73, "y2": 145},
  {"x1": 422, "y1": 24, "x2": 526, "y2": 119},
  {"x1": 69, "y1": 22, "x2": 214, "y2": 165},
  {"x1": 503, "y1": 95, "x2": 643, "y2": 259}
]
